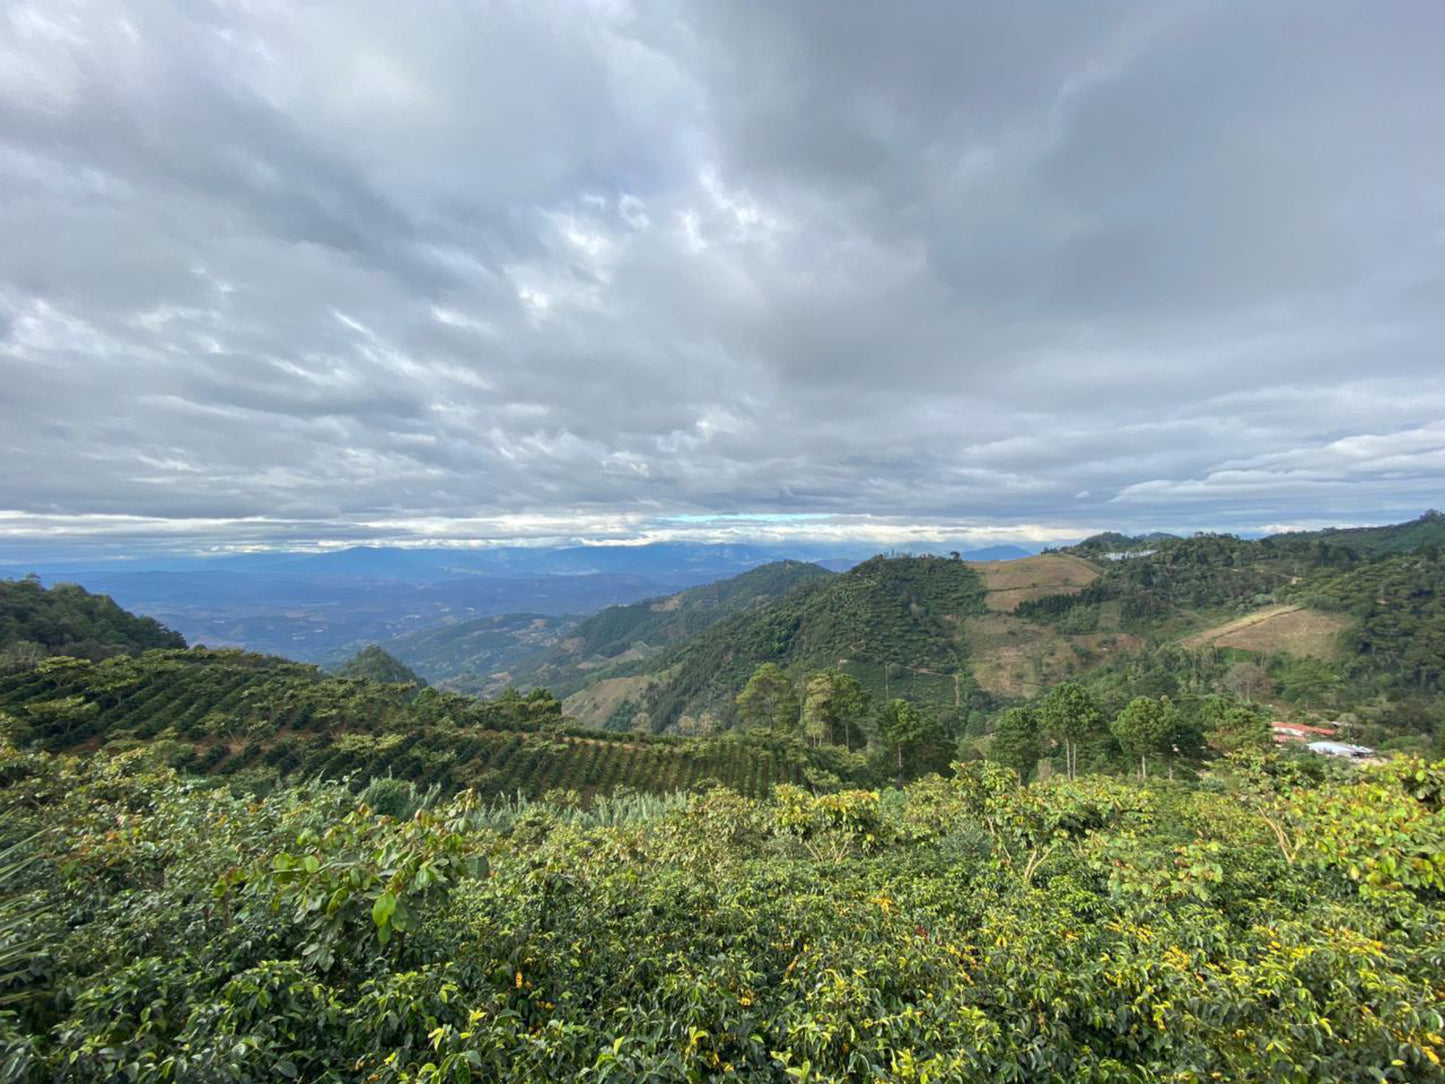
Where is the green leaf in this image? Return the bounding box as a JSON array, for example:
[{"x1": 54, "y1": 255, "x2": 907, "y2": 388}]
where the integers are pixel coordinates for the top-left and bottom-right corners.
[{"x1": 372, "y1": 890, "x2": 397, "y2": 928}]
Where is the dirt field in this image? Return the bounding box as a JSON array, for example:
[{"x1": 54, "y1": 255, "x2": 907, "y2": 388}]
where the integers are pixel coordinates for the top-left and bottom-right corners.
[
  {"x1": 969, "y1": 553, "x2": 1100, "y2": 612},
  {"x1": 966, "y1": 613, "x2": 1142, "y2": 698},
  {"x1": 1181, "y1": 605, "x2": 1351, "y2": 660}
]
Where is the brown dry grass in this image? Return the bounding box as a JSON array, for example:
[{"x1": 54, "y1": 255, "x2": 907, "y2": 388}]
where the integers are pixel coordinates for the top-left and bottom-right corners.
[
  {"x1": 966, "y1": 613, "x2": 1142, "y2": 698},
  {"x1": 1181, "y1": 605, "x2": 1350, "y2": 660},
  {"x1": 970, "y1": 553, "x2": 1100, "y2": 612}
]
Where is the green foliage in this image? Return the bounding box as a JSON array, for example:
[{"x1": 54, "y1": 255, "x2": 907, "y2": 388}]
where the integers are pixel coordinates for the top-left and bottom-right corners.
[
  {"x1": 0, "y1": 837, "x2": 49, "y2": 1009},
  {"x1": 1201, "y1": 695, "x2": 1273, "y2": 755},
  {"x1": 241, "y1": 796, "x2": 486, "y2": 967},
  {"x1": 1292, "y1": 551, "x2": 1445, "y2": 693},
  {"x1": 0, "y1": 577, "x2": 184, "y2": 668},
  {"x1": 988, "y1": 707, "x2": 1041, "y2": 781},
  {"x1": 335, "y1": 646, "x2": 426, "y2": 689},
  {"x1": 736, "y1": 663, "x2": 800, "y2": 733},
  {"x1": 0, "y1": 648, "x2": 866, "y2": 802},
  {"x1": 878, "y1": 698, "x2": 950, "y2": 778},
  {"x1": 1111, "y1": 696, "x2": 1181, "y2": 778},
  {"x1": 3, "y1": 740, "x2": 1445, "y2": 1081},
  {"x1": 1037, "y1": 682, "x2": 1104, "y2": 779},
  {"x1": 610, "y1": 556, "x2": 985, "y2": 732}
]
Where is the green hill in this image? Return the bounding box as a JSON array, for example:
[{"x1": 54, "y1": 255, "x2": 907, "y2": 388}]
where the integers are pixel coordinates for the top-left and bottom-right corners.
[
  {"x1": 375, "y1": 613, "x2": 573, "y2": 695},
  {"x1": 1265, "y1": 510, "x2": 1445, "y2": 559},
  {"x1": 505, "y1": 560, "x2": 833, "y2": 698},
  {"x1": 335, "y1": 644, "x2": 427, "y2": 687},
  {"x1": 0, "y1": 576, "x2": 185, "y2": 670},
  {"x1": 583, "y1": 555, "x2": 987, "y2": 732}
]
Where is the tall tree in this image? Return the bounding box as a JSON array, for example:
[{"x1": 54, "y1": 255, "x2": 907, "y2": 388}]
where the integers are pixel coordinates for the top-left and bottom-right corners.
[
  {"x1": 989, "y1": 707, "x2": 1041, "y2": 782},
  {"x1": 800, "y1": 673, "x2": 836, "y2": 747},
  {"x1": 1037, "y1": 682, "x2": 1103, "y2": 780},
  {"x1": 828, "y1": 671, "x2": 870, "y2": 749},
  {"x1": 736, "y1": 663, "x2": 800, "y2": 733},
  {"x1": 1201, "y1": 695, "x2": 1272, "y2": 755},
  {"x1": 1111, "y1": 696, "x2": 1179, "y2": 779},
  {"x1": 879, "y1": 699, "x2": 947, "y2": 777}
]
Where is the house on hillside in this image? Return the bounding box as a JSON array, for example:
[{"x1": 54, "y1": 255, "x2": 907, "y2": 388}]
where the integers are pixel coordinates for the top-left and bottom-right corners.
[
  {"x1": 1306, "y1": 740, "x2": 1380, "y2": 763},
  {"x1": 1270, "y1": 722, "x2": 1336, "y2": 744}
]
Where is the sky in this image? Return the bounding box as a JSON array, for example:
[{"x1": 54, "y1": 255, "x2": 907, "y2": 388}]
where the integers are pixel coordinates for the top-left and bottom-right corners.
[{"x1": 2, "y1": 1, "x2": 1443, "y2": 558}]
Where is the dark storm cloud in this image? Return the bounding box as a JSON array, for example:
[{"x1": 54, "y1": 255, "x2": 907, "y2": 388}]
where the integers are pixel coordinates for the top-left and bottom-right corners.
[{"x1": 1, "y1": 0, "x2": 1442, "y2": 551}]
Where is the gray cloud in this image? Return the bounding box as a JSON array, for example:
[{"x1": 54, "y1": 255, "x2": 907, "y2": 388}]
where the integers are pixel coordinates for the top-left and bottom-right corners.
[{"x1": 2, "y1": 0, "x2": 1443, "y2": 553}]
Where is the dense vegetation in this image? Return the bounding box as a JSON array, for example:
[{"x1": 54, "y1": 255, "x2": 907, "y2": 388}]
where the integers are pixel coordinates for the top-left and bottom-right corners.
[
  {"x1": 0, "y1": 649, "x2": 858, "y2": 801},
  {"x1": 998, "y1": 518, "x2": 1445, "y2": 753},
  {"x1": 599, "y1": 556, "x2": 986, "y2": 732},
  {"x1": 0, "y1": 527, "x2": 1442, "y2": 1079},
  {"x1": 1291, "y1": 552, "x2": 1445, "y2": 692},
  {"x1": 0, "y1": 577, "x2": 185, "y2": 671},
  {"x1": 336, "y1": 646, "x2": 428, "y2": 689},
  {"x1": 1, "y1": 743, "x2": 1441, "y2": 1081}
]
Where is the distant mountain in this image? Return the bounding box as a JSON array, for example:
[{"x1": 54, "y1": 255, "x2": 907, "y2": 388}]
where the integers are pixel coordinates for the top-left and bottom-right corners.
[
  {"x1": 503, "y1": 560, "x2": 834, "y2": 698},
  {"x1": 23, "y1": 569, "x2": 709, "y2": 663},
  {"x1": 372, "y1": 613, "x2": 575, "y2": 697},
  {"x1": 958, "y1": 544, "x2": 1036, "y2": 562}
]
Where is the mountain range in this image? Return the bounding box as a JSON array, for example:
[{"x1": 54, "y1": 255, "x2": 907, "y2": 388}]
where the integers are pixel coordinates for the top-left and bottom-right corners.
[{"x1": 2, "y1": 541, "x2": 1034, "y2": 663}]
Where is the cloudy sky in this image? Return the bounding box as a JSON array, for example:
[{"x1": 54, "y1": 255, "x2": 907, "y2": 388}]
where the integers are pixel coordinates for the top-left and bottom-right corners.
[{"x1": 2, "y1": 1, "x2": 1443, "y2": 556}]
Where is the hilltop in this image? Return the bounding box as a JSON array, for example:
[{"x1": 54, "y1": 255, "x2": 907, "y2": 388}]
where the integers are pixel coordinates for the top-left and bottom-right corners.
[
  {"x1": 335, "y1": 645, "x2": 428, "y2": 688},
  {"x1": 0, "y1": 576, "x2": 185, "y2": 671}
]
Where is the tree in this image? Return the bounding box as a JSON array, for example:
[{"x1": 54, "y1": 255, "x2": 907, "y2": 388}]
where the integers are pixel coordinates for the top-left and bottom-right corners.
[
  {"x1": 828, "y1": 672, "x2": 870, "y2": 749},
  {"x1": 736, "y1": 663, "x2": 799, "y2": 733},
  {"x1": 1111, "y1": 696, "x2": 1179, "y2": 779},
  {"x1": 800, "y1": 673, "x2": 835, "y2": 747},
  {"x1": 989, "y1": 707, "x2": 1041, "y2": 781},
  {"x1": 1037, "y1": 682, "x2": 1103, "y2": 780},
  {"x1": 879, "y1": 699, "x2": 947, "y2": 777},
  {"x1": 0, "y1": 640, "x2": 43, "y2": 675},
  {"x1": 1221, "y1": 660, "x2": 1273, "y2": 704},
  {"x1": 1201, "y1": 695, "x2": 1272, "y2": 755}
]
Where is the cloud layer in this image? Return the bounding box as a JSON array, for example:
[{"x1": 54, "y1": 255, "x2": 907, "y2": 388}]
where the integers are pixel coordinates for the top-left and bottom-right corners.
[{"x1": 2, "y1": 0, "x2": 1443, "y2": 552}]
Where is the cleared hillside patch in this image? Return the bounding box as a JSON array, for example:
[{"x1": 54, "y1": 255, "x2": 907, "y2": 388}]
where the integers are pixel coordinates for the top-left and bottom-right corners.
[
  {"x1": 564, "y1": 672, "x2": 658, "y2": 727},
  {"x1": 971, "y1": 553, "x2": 1099, "y2": 612},
  {"x1": 1181, "y1": 605, "x2": 1350, "y2": 660},
  {"x1": 966, "y1": 613, "x2": 1142, "y2": 698}
]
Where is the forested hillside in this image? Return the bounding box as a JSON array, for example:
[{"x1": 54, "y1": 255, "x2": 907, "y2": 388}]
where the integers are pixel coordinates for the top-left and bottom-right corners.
[
  {"x1": 336, "y1": 645, "x2": 428, "y2": 688},
  {"x1": 581, "y1": 556, "x2": 986, "y2": 733},
  {"x1": 0, "y1": 576, "x2": 185, "y2": 671}
]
